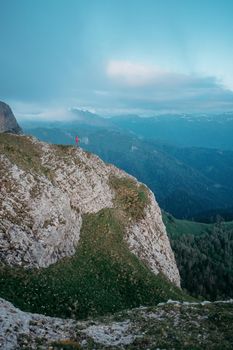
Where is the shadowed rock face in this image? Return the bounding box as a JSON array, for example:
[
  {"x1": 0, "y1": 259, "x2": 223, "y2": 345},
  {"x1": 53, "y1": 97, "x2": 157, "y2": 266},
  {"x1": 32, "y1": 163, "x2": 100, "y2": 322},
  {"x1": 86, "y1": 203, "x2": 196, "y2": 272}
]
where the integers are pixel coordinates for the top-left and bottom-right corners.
[{"x1": 0, "y1": 101, "x2": 22, "y2": 134}]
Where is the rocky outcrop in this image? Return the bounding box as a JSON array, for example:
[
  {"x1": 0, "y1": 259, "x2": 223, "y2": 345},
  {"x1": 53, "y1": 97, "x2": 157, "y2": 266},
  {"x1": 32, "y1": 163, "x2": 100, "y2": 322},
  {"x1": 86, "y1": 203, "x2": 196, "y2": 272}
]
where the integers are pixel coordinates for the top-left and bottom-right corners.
[
  {"x1": 1, "y1": 297, "x2": 233, "y2": 350},
  {"x1": 0, "y1": 137, "x2": 114, "y2": 269},
  {"x1": 126, "y1": 190, "x2": 180, "y2": 286},
  {"x1": 0, "y1": 101, "x2": 22, "y2": 134},
  {"x1": 0, "y1": 298, "x2": 77, "y2": 350},
  {"x1": 0, "y1": 133, "x2": 180, "y2": 286}
]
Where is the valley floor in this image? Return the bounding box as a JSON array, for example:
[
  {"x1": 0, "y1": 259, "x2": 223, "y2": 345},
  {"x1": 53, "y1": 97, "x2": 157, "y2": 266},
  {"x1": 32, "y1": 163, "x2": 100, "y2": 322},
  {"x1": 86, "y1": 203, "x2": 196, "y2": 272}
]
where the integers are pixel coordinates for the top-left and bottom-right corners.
[{"x1": 1, "y1": 298, "x2": 233, "y2": 350}]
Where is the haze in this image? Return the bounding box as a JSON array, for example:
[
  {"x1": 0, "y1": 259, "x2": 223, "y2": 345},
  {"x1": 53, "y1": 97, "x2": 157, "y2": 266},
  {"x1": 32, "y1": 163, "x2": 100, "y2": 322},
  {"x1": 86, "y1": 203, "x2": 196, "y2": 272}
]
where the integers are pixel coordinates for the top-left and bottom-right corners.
[{"x1": 1, "y1": 0, "x2": 233, "y2": 119}]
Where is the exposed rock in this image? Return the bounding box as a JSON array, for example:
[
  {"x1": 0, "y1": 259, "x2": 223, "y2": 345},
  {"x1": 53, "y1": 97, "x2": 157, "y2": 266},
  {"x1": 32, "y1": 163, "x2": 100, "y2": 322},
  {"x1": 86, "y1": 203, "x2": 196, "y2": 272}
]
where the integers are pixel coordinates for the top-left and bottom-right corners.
[
  {"x1": 0, "y1": 133, "x2": 180, "y2": 287},
  {"x1": 82, "y1": 320, "x2": 135, "y2": 347},
  {"x1": 0, "y1": 298, "x2": 76, "y2": 350},
  {"x1": 0, "y1": 138, "x2": 113, "y2": 269},
  {"x1": 0, "y1": 101, "x2": 22, "y2": 134},
  {"x1": 126, "y1": 190, "x2": 180, "y2": 286},
  {"x1": 0, "y1": 297, "x2": 233, "y2": 350}
]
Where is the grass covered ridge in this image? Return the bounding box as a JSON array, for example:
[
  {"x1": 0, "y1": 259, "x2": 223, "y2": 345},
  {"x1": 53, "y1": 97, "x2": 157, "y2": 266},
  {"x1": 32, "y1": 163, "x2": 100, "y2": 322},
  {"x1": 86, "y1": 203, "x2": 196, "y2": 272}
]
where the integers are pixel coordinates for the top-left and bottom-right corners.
[
  {"x1": 0, "y1": 133, "x2": 45, "y2": 174},
  {"x1": 0, "y1": 208, "x2": 189, "y2": 320},
  {"x1": 0, "y1": 134, "x2": 189, "y2": 319},
  {"x1": 0, "y1": 133, "x2": 56, "y2": 184},
  {"x1": 109, "y1": 175, "x2": 150, "y2": 222}
]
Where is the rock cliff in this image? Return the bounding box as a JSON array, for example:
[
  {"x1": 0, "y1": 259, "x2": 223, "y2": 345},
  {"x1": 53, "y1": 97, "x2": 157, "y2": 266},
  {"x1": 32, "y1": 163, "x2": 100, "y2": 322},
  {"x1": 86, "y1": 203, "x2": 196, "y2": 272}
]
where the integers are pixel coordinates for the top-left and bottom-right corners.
[
  {"x1": 0, "y1": 101, "x2": 22, "y2": 134},
  {"x1": 0, "y1": 133, "x2": 180, "y2": 287}
]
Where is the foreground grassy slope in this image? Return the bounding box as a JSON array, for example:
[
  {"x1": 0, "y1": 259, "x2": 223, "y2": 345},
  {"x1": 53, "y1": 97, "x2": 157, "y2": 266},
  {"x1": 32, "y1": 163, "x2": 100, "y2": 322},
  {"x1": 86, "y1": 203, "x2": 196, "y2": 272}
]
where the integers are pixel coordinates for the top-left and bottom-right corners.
[
  {"x1": 0, "y1": 134, "x2": 189, "y2": 319},
  {"x1": 163, "y1": 212, "x2": 233, "y2": 300},
  {"x1": 0, "y1": 208, "x2": 187, "y2": 320},
  {"x1": 0, "y1": 132, "x2": 45, "y2": 173}
]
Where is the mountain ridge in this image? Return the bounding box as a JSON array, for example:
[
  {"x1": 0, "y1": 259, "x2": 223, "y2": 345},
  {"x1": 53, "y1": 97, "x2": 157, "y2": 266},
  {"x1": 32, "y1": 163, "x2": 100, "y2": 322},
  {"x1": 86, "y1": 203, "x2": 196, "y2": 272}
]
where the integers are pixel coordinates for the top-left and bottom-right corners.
[
  {"x1": 23, "y1": 122, "x2": 233, "y2": 221},
  {"x1": 0, "y1": 131, "x2": 184, "y2": 320}
]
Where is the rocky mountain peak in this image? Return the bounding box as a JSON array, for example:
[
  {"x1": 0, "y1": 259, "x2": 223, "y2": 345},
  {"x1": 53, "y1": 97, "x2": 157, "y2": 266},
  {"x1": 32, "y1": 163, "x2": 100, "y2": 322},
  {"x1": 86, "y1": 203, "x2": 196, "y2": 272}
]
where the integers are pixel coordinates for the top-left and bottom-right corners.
[{"x1": 0, "y1": 101, "x2": 22, "y2": 134}]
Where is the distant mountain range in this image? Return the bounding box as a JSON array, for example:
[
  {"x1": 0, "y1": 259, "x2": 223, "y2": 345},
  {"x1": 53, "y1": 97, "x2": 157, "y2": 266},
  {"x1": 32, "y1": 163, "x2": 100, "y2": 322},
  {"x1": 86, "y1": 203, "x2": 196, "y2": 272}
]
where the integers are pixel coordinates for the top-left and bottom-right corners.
[
  {"x1": 111, "y1": 113, "x2": 233, "y2": 150},
  {"x1": 21, "y1": 110, "x2": 233, "y2": 222}
]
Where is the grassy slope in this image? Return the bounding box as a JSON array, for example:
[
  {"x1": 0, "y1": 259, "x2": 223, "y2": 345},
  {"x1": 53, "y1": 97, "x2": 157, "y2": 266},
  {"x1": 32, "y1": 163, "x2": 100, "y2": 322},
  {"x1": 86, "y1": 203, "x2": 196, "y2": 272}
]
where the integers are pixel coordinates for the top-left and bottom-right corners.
[
  {"x1": 0, "y1": 210, "x2": 186, "y2": 320},
  {"x1": 0, "y1": 133, "x2": 44, "y2": 171},
  {"x1": 163, "y1": 211, "x2": 233, "y2": 239},
  {"x1": 0, "y1": 134, "x2": 189, "y2": 319},
  {"x1": 163, "y1": 212, "x2": 214, "y2": 238}
]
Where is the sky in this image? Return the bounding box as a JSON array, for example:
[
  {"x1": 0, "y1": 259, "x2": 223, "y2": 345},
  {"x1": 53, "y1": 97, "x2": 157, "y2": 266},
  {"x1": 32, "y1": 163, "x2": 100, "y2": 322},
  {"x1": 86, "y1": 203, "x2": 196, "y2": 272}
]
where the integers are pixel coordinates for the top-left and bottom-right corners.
[{"x1": 1, "y1": 0, "x2": 233, "y2": 119}]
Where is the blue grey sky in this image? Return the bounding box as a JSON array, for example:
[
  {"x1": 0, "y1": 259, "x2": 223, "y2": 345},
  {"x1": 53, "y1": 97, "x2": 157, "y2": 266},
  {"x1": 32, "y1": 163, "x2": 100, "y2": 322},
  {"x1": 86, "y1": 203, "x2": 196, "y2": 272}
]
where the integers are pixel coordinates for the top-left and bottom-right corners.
[{"x1": 1, "y1": 0, "x2": 233, "y2": 118}]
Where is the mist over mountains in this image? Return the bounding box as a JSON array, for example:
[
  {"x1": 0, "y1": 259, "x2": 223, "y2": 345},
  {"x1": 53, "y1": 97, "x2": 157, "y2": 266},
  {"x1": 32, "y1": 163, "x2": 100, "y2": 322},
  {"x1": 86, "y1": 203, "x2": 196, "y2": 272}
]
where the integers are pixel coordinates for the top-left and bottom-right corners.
[
  {"x1": 111, "y1": 113, "x2": 233, "y2": 150},
  {"x1": 21, "y1": 110, "x2": 233, "y2": 222}
]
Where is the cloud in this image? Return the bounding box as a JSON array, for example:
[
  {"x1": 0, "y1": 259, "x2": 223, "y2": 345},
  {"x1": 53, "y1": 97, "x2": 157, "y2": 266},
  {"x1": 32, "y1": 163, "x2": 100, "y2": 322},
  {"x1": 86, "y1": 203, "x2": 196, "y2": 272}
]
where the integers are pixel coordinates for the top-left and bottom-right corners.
[
  {"x1": 8, "y1": 60, "x2": 233, "y2": 120},
  {"x1": 10, "y1": 101, "x2": 75, "y2": 121},
  {"x1": 102, "y1": 59, "x2": 233, "y2": 114},
  {"x1": 106, "y1": 60, "x2": 224, "y2": 90},
  {"x1": 80, "y1": 136, "x2": 89, "y2": 145},
  {"x1": 107, "y1": 60, "x2": 166, "y2": 87}
]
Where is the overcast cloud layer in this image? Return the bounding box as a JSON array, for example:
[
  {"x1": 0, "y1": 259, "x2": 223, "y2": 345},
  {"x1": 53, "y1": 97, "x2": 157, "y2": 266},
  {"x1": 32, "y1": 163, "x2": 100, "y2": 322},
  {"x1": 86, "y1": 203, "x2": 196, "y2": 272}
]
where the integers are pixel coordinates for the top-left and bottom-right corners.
[{"x1": 1, "y1": 0, "x2": 233, "y2": 119}]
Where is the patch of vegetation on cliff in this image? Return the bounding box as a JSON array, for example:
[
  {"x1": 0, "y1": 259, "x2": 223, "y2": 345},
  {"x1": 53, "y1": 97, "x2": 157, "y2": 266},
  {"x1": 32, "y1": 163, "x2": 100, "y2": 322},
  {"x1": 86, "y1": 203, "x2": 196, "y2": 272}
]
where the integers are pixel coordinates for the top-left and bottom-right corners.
[
  {"x1": 164, "y1": 212, "x2": 233, "y2": 300},
  {"x1": 0, "y1": 209, "x2": 189, "y2": 320},
  {"x1": 109, "y1": 176, "x2": 150, "y2": 221},
  {"x1": 0, "y1": 133, "x2": 53, "y2": 179}
]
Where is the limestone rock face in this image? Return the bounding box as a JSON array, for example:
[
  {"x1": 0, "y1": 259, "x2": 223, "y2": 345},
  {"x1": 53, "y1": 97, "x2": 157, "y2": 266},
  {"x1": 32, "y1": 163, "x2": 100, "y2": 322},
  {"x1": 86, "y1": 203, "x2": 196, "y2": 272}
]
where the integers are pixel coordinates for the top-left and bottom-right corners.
[
  {"x1": 0, "y1": 101, "x2": 22, "y2": 134},
  {"x1": 0, "y1": 137, "x2": 114, "y2": 269},
  {"x1": 0, "y1": 298, "x2": 77, "y2": 350},
  {"x1": 126, "y1": 190, "x2": 180, "y2": 286},
  {"x1": 0, "y1": 133, "x2": 180, "y2": 287}
]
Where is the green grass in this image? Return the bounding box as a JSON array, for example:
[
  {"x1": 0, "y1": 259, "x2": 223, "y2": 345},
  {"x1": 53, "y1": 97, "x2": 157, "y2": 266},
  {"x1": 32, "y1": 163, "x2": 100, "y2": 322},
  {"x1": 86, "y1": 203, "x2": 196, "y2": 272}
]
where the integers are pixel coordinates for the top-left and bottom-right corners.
[
  {"x1": 163, "y1": 211, "x2": 213, "y2": 238},
  {"x1": 109, "y1": 176, "x2": 150, "y2": 222},
  {"x1": 163, "y1": 210, "x2": 233, "y2": 239},
  {"x1": 0, "y1": 208, "x2": 189, "y2": 320},
  {"x1": 0, "y1": 133, "x2": 54, "y2": 180}
]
